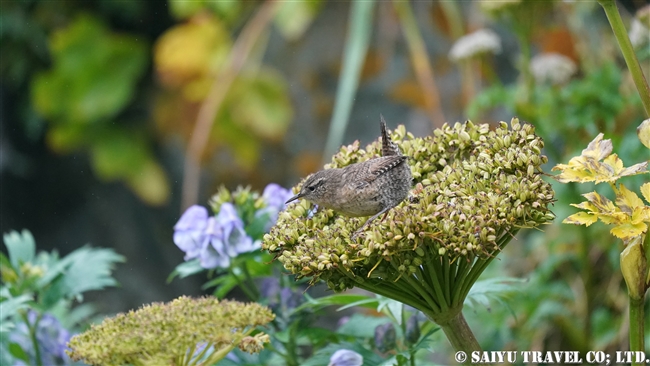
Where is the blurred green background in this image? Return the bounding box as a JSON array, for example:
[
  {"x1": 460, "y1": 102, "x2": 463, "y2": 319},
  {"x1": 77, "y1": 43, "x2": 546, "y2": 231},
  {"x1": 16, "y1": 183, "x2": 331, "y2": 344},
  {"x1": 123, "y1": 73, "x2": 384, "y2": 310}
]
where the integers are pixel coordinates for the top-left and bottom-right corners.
[{"x1": 1, "y1": 0, "x2": 648, "y2": 357}]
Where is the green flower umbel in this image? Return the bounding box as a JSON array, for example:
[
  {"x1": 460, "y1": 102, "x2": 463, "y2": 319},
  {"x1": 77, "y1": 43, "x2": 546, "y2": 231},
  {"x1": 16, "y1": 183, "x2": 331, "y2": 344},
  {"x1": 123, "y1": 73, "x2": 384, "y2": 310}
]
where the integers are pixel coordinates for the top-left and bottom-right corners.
[
  {"x1": 263, "y1": 118, "x2": 554, "y2": 354},
  {"x1": 67, "y1": 296, "x2": 274, "y2": 366}
]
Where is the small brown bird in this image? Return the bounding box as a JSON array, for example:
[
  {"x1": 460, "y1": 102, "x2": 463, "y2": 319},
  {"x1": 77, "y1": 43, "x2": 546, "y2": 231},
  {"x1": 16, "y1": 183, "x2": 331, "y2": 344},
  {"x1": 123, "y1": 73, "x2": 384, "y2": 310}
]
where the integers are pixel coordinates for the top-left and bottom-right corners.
[{"x1": 286, "y1": 115, "x2": 412, "y2": 239}]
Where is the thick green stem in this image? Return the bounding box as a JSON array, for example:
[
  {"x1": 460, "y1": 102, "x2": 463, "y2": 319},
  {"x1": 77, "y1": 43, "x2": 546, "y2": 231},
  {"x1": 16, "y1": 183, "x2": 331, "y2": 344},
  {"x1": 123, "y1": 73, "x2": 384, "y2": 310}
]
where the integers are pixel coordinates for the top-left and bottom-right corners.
[
  {"x1": 598, "y1": 0, "x2": 650, "y2": 116},
  {"x1": 433, "y1": 311, "x2": 485, "y2": 365},
  {"x1": 628, "y1": 296, "x2": 646, "y2": 366}
]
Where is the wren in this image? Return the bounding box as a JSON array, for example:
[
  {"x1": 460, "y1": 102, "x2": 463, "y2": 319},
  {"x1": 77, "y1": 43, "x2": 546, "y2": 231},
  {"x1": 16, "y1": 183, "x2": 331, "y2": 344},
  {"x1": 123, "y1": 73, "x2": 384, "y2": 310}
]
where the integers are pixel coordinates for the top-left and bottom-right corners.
[{"x1": 286, "y1": 115, "x2": 413, "y2": 239}]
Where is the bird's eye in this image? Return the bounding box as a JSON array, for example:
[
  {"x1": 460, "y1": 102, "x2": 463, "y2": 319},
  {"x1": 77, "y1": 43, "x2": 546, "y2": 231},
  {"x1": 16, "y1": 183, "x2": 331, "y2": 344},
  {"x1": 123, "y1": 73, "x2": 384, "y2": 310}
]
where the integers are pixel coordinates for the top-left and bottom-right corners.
[{"x1": 307, "y1": 185, "x2": 315, "y2": 192}]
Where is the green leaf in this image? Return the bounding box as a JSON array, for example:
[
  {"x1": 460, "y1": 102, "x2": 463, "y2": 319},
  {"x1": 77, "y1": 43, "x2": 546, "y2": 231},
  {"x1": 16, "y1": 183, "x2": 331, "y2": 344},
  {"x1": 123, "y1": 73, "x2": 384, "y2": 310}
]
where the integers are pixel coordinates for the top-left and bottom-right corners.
[
  {"x1": 294, "y1": 293, "x2": 376, "y2": 313},
  {"x1": 32, "y1": 14, "x2": 147, "y2": 125},
  {"x1": 167, "y1": 259, "x2": 204, "y2": 283},
  {"x1": 337, "y1": 313, "x2": 391, "y2": 339},
  {"x1": 3, "y1": 229, "x2": 36, "y2": 268},
  {"x1": 0, "y1": 294, "x2": 32, "y2": 332},
  {"x1": 37, "y1": 246, "x2": 124, "y2": 300},
  {"x1": 206, "y1": 274, "x2": 239, "y2": 299},
  {"x1": 8, "y1": 342, "x2": 29, "y2": 362},
  {"x1": 229, "y1": 69, "x2": 293, "y2": 141},
  {"x1": 465, "y1": 277, "x2": 526, "y2": 316}
]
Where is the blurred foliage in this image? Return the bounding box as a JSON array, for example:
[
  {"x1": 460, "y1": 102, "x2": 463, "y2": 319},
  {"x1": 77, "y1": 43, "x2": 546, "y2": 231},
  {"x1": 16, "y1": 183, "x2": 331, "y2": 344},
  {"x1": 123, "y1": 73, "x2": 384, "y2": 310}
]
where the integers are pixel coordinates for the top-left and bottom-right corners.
[
  {"x1": 28, "y1": 14, "x2": 170, "y2": 205},
  {"x1": 1, "y1": 229, "x2": 124, "y2": 365},
  {"x1": 152, "y1": 11, "x2": 293, "y2": 172}
]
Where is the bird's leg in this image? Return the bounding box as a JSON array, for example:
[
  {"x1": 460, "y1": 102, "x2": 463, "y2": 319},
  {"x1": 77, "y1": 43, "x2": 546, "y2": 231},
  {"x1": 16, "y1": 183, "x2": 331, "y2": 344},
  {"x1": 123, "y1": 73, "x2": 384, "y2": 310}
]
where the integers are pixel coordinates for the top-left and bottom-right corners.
[{"x1": 351, "y1": 207, "x2": 390, "y2": 241}]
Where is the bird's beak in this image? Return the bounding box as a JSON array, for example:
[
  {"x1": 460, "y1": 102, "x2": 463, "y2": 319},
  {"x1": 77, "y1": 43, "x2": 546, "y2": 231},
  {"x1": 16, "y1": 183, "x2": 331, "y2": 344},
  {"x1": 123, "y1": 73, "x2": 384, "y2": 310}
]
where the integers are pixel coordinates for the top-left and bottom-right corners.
[{"x1": 285, "y1": 192, "x2": 304, "y2": 204}]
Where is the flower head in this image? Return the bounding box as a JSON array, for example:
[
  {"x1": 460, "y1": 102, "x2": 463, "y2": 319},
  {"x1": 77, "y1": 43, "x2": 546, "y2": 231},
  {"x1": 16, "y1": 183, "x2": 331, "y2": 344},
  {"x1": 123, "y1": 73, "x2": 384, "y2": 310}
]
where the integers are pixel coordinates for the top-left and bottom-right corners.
[
  {"x1": 67, "y1": 296, "x2": 274, "y2": 366},
  {"x1": 449, "y1": 29, "x2": 502, "y2": 62},
  {"x1": 329, "y1": 349, "x2": 363, "y2": 366},
  {"x1": 263, "y1": 119, "x2": 554, "y2": 322},
  {"x1": 173, "y1": 202, "x2": 257, "y2": 269},
  {"x1": 530, "y1": 53, "x2": 577, "y2": 85}
]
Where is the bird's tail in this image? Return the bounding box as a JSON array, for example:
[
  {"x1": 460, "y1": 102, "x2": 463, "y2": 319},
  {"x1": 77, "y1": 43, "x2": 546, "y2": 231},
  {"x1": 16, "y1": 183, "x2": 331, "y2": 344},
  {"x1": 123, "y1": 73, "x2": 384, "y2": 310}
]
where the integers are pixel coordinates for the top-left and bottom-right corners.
[{"x1": 380, "y1": 115, "x2": 401, "y2": 157}]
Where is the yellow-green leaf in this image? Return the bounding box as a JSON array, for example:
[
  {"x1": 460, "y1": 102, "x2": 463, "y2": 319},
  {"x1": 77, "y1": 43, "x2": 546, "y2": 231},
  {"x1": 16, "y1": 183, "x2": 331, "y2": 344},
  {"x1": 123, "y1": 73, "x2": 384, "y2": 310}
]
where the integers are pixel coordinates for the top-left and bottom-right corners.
[
  {"x1": 581, "y1": 133, "x2": 612, "y2": 160},
  {"x1": 563, "y1": 212, "x2": 598, "y2": 226},
  {"x1": 611, "y1": 222, "x2": 648, "y2": 239},
  {"x1": 638, "y1": 118, "x2": 650, "y2": 149},
  {"x1": 620, "y1": 235, "x2": 647, "y2": 300},
  {"x1": 641, "y1": 182, "x2": 650, "y2": 204},
  {"x1": 616, "y1": 184, "x2": 645, "y2": 214},
  {"x1": 582, "y1": 191, "x2": 616, "y2": 213},
  {"x1": 125, "y1": 158, "x2": 170, "y2": 206},
  {"x1": 274, "y1": 0, "x2": 323, "y2": 40}
]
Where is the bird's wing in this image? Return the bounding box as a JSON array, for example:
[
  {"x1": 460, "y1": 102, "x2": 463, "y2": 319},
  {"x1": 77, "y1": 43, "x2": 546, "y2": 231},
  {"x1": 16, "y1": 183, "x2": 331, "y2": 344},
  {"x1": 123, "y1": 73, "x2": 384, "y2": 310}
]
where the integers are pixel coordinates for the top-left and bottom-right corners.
[{"x1": 354, "y1": 155, "x2": 407, "y2": 189}]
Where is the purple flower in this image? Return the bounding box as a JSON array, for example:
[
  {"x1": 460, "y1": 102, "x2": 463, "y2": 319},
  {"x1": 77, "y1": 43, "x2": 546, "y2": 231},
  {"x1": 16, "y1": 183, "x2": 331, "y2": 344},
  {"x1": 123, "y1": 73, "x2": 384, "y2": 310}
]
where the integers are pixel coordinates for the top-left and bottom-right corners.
[
  {"x1": 328, "y1": 349, "x2": 363, "y2": 366},
  {"x1": 173, "y1": 205, "x2": 209, "y2": 261},
  {"x1": 174, "y1": 203, "x2": 257, "y2": 269},
  {"x1": 256, "y1": 183, "x2": 293, "y2": 231},
  {"x1": 9, "y1": 310, "x2": 72, "y2": 365},
  {"x1": 201, "y1": 203, "x2": 256, "y2": 268}
]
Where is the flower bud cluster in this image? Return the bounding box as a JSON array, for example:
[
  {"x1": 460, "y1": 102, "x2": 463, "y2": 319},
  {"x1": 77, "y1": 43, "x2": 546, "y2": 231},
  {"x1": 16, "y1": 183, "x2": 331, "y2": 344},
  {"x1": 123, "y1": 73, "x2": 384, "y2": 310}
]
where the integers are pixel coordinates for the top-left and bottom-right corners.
[
  {"x1": 263, "y1": 119, "x2": 554, "y2": 291},
  {"x1": 67, "y1": 296, "x2": 274, "y2": 365}
]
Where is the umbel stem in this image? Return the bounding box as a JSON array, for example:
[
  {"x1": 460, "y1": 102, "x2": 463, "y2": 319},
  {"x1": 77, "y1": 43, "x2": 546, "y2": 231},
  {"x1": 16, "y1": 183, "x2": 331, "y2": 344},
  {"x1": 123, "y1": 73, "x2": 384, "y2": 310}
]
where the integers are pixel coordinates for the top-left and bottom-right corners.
[{"x1": 337, "y1": 229, "x2": 518, "y2": 365}]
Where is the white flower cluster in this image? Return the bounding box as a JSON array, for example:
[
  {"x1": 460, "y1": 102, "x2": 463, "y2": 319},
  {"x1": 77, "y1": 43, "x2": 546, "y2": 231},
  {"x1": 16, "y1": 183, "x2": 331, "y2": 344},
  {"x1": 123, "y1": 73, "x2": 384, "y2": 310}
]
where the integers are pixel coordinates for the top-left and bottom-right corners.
[
  {"x1": 530, "y1": 53, "x2": 577, "y2": 85},
  {"x1": 449, "y1": 29, "x2": 502, "y2": 62}
]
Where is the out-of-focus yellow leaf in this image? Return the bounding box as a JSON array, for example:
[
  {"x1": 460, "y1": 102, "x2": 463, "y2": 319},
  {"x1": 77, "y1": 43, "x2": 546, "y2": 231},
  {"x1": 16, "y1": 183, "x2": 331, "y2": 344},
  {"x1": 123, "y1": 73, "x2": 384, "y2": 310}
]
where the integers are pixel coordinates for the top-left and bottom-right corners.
[
  {"x1": 641, "y1": 182, "x2": 650, "y2": 204},
  {"x1": 90, "y1": 129, "x2": 170, "y2": 205},
  {"x1": 212, "y1": 115, "x2": 261, "y2": 171},
  {"x1": 125, "y1": 158, "x2": 170, "y2": 206},
  {"x1": 169, "y1": 0, "x2": 241, "y2": 23},
  {"x1": 563, "y1": 212, "x2": 598, "y2": 226},
  {"x1": 274, "y1": 0, "x2": 323, "y2": 41},
  {"x1": 638, "y1": 118, "x2": 650, "y2": 149},
  {"x1": 46, "y1": 124, "x2": 87, "y2": 153},
  {"x1": 154, "y1": 15, "x2": 231, "y2": 89},
  {"x1": 228, "y1": 69, "x2": 292, "y2": 141}
]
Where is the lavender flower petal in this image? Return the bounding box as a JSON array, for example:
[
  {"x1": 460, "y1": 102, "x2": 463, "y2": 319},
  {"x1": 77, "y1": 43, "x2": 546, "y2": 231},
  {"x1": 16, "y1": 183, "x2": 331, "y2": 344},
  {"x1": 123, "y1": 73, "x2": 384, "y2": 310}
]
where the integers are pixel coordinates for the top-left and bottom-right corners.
[
  {"x1": 328, "y1": 349, "x2": 363, "y2": 366},
  {"x1": 173, "y1": 205, "x2": 209, "y2": 260}
]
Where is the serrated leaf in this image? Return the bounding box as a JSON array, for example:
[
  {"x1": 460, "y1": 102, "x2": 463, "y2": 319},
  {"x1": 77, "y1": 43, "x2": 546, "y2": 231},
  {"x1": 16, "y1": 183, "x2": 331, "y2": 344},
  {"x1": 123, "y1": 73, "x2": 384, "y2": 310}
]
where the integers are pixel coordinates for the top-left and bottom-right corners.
[
  {"x1": 563, "y1": 212, "x2": 598, "y2": 226},
  {"x1": 552, "y1": 133, "x2": 648, "y2": 183},
  {"x1": 616, "y1": 184, "x2": 645, "y2": 214},
  {"x1": 37, "y1": 246, "x2": 124, "y2": 300},
  {"x1": 637, "y1": 118, "x2": 650, "y2": 149},
  {"x1": 610, "y1": 222, "x2": 647, "y2": 239},
  {"x1": 581, "y1": 133, "x2": 611, "y2": 160},
  {"x1": 3, "y1": 230, "x2": 36, "y2": 268},
  {"x1": 640, "y1": 183, "x2": 650, "y2": 204},
  {"x1": 583, "y1": 191, "x2": 617, "y2": 212}
]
